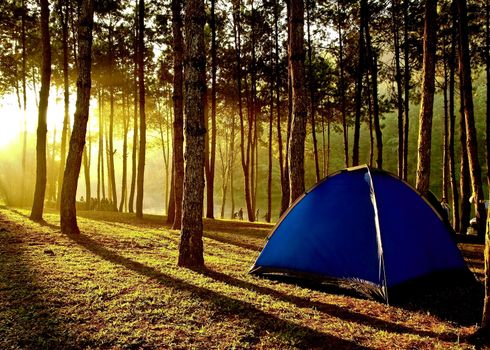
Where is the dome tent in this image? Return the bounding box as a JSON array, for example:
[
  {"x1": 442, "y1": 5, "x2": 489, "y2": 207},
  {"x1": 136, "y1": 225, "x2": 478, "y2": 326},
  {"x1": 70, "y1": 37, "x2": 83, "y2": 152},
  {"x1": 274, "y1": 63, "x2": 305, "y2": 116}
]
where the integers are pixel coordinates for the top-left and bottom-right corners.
[{"x1": 250, "y1": 165, "x2": 472, "y2": 303}]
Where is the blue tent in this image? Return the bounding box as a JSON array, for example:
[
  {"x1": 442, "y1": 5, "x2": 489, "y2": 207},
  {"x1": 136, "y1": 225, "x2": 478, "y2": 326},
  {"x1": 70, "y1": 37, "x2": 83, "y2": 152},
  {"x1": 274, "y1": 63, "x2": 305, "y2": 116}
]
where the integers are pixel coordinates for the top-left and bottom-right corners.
[{"x1": 250, "y1": 165, "x2": 471, "y2": 302}]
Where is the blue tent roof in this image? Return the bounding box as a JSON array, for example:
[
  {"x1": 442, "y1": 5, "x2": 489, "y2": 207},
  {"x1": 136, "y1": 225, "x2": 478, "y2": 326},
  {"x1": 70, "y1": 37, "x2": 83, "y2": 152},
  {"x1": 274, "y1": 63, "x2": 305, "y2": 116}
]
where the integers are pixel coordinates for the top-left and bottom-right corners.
[{"x1": 250, "y1": 165, "x2": 470, "y2": 302}]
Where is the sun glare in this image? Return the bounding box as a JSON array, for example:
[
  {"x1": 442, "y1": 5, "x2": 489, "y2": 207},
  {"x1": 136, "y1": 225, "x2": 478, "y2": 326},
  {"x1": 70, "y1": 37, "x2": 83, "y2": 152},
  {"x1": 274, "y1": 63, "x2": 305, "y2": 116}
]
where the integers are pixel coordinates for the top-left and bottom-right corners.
[
  {"x1": 0, "y1": 89, "x2": 81, "y2": 149},
  {"x1": 0, "y1": 96, "x2": 23, "y2": 148}
]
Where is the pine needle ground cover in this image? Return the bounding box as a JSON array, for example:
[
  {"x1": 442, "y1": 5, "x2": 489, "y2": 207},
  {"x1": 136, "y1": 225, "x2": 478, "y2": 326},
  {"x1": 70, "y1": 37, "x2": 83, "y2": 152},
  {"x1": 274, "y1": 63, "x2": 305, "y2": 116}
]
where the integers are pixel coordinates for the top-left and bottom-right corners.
[{"x1": 0, "y1": 206, "x2": 484, "y2": 349}]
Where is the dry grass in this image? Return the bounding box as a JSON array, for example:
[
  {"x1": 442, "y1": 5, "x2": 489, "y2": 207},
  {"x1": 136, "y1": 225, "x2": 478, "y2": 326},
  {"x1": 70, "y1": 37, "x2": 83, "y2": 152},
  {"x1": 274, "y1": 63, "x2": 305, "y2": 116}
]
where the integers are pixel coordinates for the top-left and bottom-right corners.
[{"x1": 0, "y1": 206, "x2": 486, "y2": 349}]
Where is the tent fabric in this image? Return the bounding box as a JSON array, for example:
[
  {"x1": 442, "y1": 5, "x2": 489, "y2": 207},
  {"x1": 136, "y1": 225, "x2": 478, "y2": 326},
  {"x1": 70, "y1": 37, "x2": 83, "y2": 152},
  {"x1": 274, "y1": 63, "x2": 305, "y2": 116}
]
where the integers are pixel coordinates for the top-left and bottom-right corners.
[{"x1": 250, "y1": 165, "x2": 470, "y2": 302}]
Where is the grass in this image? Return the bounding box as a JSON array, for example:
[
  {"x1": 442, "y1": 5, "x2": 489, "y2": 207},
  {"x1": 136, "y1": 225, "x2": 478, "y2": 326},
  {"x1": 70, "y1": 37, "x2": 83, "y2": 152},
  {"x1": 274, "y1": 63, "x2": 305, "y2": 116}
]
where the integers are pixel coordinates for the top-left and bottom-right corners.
[{"x1": 0, "y1": 206, "x2": 486, "y2": 349}]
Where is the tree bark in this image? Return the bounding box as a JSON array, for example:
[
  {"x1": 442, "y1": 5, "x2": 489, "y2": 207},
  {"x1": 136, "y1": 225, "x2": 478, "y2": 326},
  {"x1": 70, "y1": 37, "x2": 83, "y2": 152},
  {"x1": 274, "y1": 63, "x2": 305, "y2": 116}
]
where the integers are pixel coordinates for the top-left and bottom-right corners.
[
  {"x1": 306, "y1": 0, "x2": 320, "y2": 182},
  {"x1": 448, "y1": 18, "x2": 459, "y2": 231},
  {"x1": 415, "y1": 0, "x2": 437, "y2": 195},
  {"x1": 288, "y1": 0, "x2": 307, "y2": 203},
  {"x1": 49, "y1": 128, "x2": 57, "y2": 201},
  {"x1": 30, "y1": 0, "x2": 51, "y2": 221},
  {"x1": 402, "y1": 0, "x2": 410, "y2": 180},
  {"x1": 57, "y1": 0, "x2": 70, "y2": 208},
  {"x1": 108, "y1": 23, "x2": 118, "y2": 212},
  {"x1": 83, "y1": 145, "x2": 91, "y2": 210},
  {"x1": 119, "y1": 96, "x2": 129, "y2": 212},
  {"x1": 327, "y1": 117, "x2": 331, "y2": 175},
  {"x1": 337, "y1": 0, "x2": 349, "y2": 168},
  {"x1": 230, "y1": 113, "x2": 236, "y2": 219},
  {"x1": 167, "y1": 165, "x2": 175, "y2": 222},
  {"x1": 460, "y1": 85, "x2": 471, "y2": 235},
  {"x1": 364, "y1": 13, "x2": 382, "y2": 169},
  {"x1": 60, "y1": 0, "x2": 94, "y2": 234},
  {"x1": 129, "y1": 2, "x2": 138, "y2": 213},
  {"x1": 486, "y1": 0, "x2": 490, "y2": 188},
  {"x1": 205, "y1": 0, "x2": 217, "y2": 219},
  {"x1": 249, "y1": 0, "x2": 258, "y2": 221},
  {"x1": 393, "y1": 0, "x2": 404, "y2": 176},
  {"x1": 233, "y1": 0, "x2": 254, "y2": 222},
  {"x1": 456, "y1": 0, "x2": 486, "y2": 238},
  {"x1": 21, "y1": 0, "x2": 28, "y2": 205},
  {"x1": 267, "y1": 48, "x2": 273, "y2": 223},
  {"x1": 352, "y1": 0, "x2": 367, "y2": 167},
  {"x1": 178, "y1": 0, "x2": 206, "y2": 268},
  {"x1": 98, "y1": 89, "x2": 106, "y2": 201},
  {"x1": 274, "y1": 0, "x2": 288, "y2": 215},
  {"x1": 105, "y1": 121, "x2": 112, "y2": 203},
  {"x1": 171, "y1": 0, "x2": 184, "y2": 229},
  {"x1": 136, "y1": 0, "x2": 146, "y2": 219},
  {"x1": 442, "y1": 43, "x2": 450, "y2": 200}
]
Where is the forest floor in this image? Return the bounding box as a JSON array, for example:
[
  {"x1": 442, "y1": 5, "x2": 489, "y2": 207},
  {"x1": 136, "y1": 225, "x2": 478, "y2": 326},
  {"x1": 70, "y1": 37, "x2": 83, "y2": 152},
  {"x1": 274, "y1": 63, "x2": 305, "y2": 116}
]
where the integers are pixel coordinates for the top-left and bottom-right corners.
[{"x1": 0, "y1": 206, "x2": 487, "y2": 349}]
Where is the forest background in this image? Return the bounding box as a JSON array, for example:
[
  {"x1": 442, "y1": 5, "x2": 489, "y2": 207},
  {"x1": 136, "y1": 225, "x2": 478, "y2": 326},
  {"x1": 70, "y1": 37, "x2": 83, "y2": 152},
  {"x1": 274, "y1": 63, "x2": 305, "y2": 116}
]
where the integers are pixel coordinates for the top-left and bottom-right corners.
[{"x1": 0, "y1": 0, "x2": 488, "y2": 222}]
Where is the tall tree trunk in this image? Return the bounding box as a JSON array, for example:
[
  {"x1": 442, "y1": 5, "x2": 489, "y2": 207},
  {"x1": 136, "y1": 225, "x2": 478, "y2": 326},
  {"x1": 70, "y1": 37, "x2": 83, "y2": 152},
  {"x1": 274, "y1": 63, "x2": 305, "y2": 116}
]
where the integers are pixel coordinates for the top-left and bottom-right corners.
[
  {"x1": 288, "y1": 0, "x2": 307, "y2": 203},
  {"x1": 393, "y1": 0, "x2": 404, "y2": 176},
  {"x1": 230, "y1": 113, "x2": 236, "y2": 219},
  {"x1": 327, "y1": 117, "x2": 331, "y2": 175},
  {"x1": 415, "y1": 0, "x2": 437, "y2": 195},
  {"x1": 367, "y1": 83, "x2": 374, "y2": 166},
  {"x1": 205, "y1": 0, "x2": 217, "y2": 219},
  {"x1": 486, "y1": 0, "x2": 490, "y2": 188},
  {"x1": 136, "y1": 0, "x2": 146, "y2": 219},
  {"x1": 60, "y1": 0, "x2": 95, "y2": 234},
  {"x1": 178, "y1": 0, "x2": 206, "y2": 268},
  {"x1": 171, "y1": 0, "x2": 184, "y2": 229},
  {"x1": 456, "y1": 0, "x2": 486, "y2": 238},
  {"x1": 352, "y1": 0, "x2": 366, "y2": 167},
  {"x1": 32, "y1": 66, "x2": 39, "y2": 108},
  {"x1": 402, "y1": 0, "x2": 410, "y2": 180},
  {"x1": 83, "y1": 145, "x2": 91, "y2": 210},
  {"x1": 321, "y1": 111, "x2": 326, "y2": 176},
  {"x1": 442, "y1": 43, "x2": 450, "y2": 200},
  {"x1": 249, "y1": 0, "x2": 258, "y2": 221},
  {"x1": 267, "y1": 50, "x2": 273, "y2": 223},
  {"x1": 49, "y1": 128, "x2": 57, "y2": 201},
  {"x1": 21, "y1": 0, "x2": 28, "y2": 205},
  {"x1": 482, "y1": 0, "x2": 490, "y2": 324},
  {"x1": 57, "y1": 0, "x2": 70, "y2": 208},
  {"x1": 460, "y1": 86, "x2": 471, "y2": 235},
  {"x1": 449, "y1": 15, "x2": 459, "y2": 231},
  {"x1": 274, "y1": 0, "x2": 288, "y2": 215},
  {"x1": 105, "y1": 123, "x2": 112, "y2": 203},
  {"x1": 119, "y1": 96, "x2": 129, "y2": 212},
  {"x1": 129, "y1": 3, "x2": 138, "y2": 213},
  {"x1": 167, "y1": 165, "x2": 175, "y2": 221},
  {"x1": 30, "y1": 0, "x2": 51, "y2": 221},
  {"x1": 364, "y1": 13, "x2": 382, "y2": 169},
  {"x1": 306, "y1": 0, "x2": 320, "y2": 182},
  {"x1": 108, "y1": 24, "x2": 118, "y2": 211},
  {"x1": 68, "y1": 0, "x2": 79, "y2": 67},
  {"x1": 219, "y1": 130, "x2": 230, "y2": 219},
  {"x1": 159, "y1": 120, "x2": 169, "y2": 211},
  {"x1": 98, "y1": 89, "x2": 106, "y2": 200},
  {"x1": 233, "y1": 0, "x2": 254, "y2": 222},
  {"x1": 338, "y1": 0, "x2": 349, "y2": 167}
]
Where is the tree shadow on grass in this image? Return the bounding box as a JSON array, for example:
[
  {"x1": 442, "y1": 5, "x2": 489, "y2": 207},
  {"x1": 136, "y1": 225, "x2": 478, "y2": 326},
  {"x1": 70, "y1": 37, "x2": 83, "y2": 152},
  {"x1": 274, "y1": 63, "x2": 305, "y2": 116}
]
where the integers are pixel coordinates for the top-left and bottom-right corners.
[
  {"x1": 195, "y1": 268, "x2": 468, "y2": 344},
  {"x1": 0, "y1": 220, "x2": 75, "y2": 349},
  {"x1": 77, "y1": 211, "x2": 264, "y2": 252},
  {"x1": 67, "y1": 232, "x2": 368, "y2": 349},
  {"x1": 7, "y1": 207, "x2": 60, "y2": 230}
]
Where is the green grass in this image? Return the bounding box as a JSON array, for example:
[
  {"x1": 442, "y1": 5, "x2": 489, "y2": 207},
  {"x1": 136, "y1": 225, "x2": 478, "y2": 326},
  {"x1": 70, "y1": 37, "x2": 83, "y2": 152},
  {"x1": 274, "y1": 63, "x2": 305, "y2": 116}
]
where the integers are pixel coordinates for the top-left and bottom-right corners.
[{"x1": 0, "y1": 206, "x2": 485, "y2": 349}]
